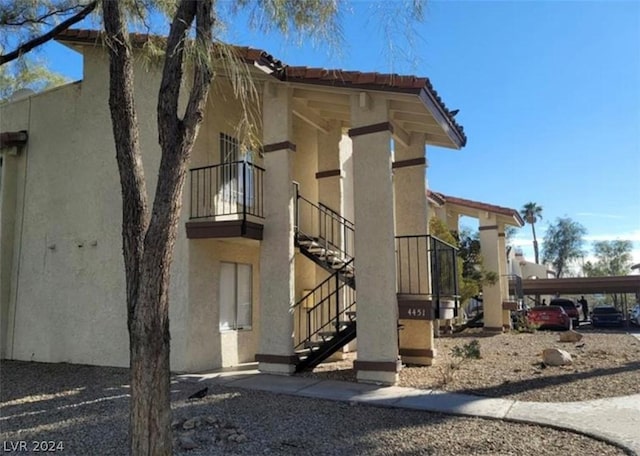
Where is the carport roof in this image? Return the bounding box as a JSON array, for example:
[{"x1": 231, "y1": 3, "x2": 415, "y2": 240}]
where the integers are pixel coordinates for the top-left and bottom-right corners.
[{"x1": 522, "y1": 276, "x2": 640, "y2": 294}]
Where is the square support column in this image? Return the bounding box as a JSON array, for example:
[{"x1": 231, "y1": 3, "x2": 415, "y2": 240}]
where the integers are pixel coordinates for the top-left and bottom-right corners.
[
  {"x1": 479, "y1": 215, "x2": 502, "y2": 332},
  {"x1": 256, "y1": 83, "x2": 297, "y2": 374},
  {"x1": 349, "y1": 94, "x2": 400, "y2": 385},
  {"x1": 316, "y1": 121, "x2": 342, "y2": 213},
  {"x1": 317, "y1": 122, "x2": 351, "y2": 360},
  {"x1": 394, "y1": 133, "x2": 436, "y2": 366},
  {"x1": 498, "y1": 226, "x2": 511, "y2": 329},
  {"x1": 0, "y1": 152, "x2": 20, "y2": 358}
]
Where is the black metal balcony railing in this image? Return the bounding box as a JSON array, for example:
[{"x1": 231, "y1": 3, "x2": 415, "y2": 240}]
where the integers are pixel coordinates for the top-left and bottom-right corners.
[
  {"x1": 395, "y1": 234, "x2": 460, "y2": 316},
  {"x1": 189, "y1": 161, "x2": 264, "y2": 220}
]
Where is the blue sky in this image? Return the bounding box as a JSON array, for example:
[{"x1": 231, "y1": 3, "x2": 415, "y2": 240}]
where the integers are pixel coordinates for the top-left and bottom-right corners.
[{"x1": 40, "y1": 0, "x2": 640, "y2": 270}]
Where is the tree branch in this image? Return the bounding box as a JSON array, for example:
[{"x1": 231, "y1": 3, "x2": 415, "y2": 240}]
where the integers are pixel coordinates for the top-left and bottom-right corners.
[
  {"x1": 156, "y1": 0, "x2": 197, "y2": 144},
  {"x1": 145, "y1": 0, "x2": 213, "y2": 263},
  {"x1": 183, "y1": 0, "x2": 214, "y2": 132},
  {"x1": 0, "y1": 1, "x2": 97, "y2": 65},
  {"x1": 2, "y1": 4, "x2": 90, "y2": 28},
  {"x1": 102, "y1": 0, "x2": 149, "y2": 326}
]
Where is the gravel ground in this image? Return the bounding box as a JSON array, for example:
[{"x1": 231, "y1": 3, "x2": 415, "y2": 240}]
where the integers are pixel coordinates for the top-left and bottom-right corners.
[
  {"x1": 305, "y1": 328, "x2": 640, "y2": 402},
  {"x1": 0, "y1": 360, "x2": 630, "y2": 455}
]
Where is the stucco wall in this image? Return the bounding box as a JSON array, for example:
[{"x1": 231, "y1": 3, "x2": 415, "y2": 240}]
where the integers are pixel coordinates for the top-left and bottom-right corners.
[
  {"x1": 0, "y1": 74, "x2": 132, "y2": 366},
  {"x1": 0, "y1": 97, "x2": 30, "y2": 359},
  {"x1": 186, "y1": 238, "x2": 260, "y2": 372},
  {"x1": 292, "y1": 120, "x2": 320, "y2": 301},
  {"x1": 0, "y1": 44, "x2": 264, "y2": 371}
]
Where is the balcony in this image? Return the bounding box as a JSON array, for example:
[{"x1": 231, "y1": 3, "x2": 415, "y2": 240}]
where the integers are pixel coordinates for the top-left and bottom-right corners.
[
  {"x1": 395, "y1": 235, "x2": 460, "y2": 320},
  {"x1": 185, "y1": 161, "x2": 265, "y2": 240}
]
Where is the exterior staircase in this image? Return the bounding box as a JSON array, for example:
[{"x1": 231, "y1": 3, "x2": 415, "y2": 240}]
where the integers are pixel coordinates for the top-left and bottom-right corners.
[
  {"x1": 292, "y1": 186, "x2": 356, "y2": 372},
  {"x1": 291, "y1": 184, "x2": 461, "y2": 372}
]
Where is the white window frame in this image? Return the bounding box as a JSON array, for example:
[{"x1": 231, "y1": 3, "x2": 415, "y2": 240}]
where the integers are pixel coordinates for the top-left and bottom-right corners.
[{"x1": 219, "y1": 262, "x2": 253, "y2": 331}]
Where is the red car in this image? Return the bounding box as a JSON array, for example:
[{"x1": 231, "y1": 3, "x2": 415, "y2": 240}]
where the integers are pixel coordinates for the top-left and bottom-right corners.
[
  {"x1": 550, "y1": 298, "x2": 580, "y2": 328},
  {"x1": 527, "y1": 306, "x2": 571, "y2": 330}
]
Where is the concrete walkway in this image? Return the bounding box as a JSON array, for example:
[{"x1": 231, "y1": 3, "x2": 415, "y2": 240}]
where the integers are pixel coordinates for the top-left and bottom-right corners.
[{"x1": 180, "y1": 365, "x2": 640, "y2": 456}]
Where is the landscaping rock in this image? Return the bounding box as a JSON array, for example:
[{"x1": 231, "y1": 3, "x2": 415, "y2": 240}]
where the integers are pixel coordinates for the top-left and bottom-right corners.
[
  {"x1": 178, "y1": 434, "x2": 199, "y2": 450},
  {"x1": 183, "y1": 417, "x2": 201, "y2": 430},
  {"x1": 204, "y1": 415, "x2": 219, "y2": 425},
  {"x1": 559, "y1": 330, "x2": 583, "y2": 343},
  {"x1": 542, "y1": 348, "x2": 573, "y2": 366}
]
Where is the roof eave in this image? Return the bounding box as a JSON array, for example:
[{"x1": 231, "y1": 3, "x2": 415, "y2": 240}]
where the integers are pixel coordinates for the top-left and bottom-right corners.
[{"x1": 418, "y1": 88, "x2": 466, "y2": 150}]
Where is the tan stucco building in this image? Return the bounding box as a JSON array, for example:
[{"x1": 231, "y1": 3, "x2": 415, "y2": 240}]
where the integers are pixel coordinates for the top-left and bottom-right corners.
[
  {"x1": 427, "y1": 191, "x2": 525, "y2": 330},
  {"x1": 1, "y1": 29, "x2": 467, "y2": 385}
]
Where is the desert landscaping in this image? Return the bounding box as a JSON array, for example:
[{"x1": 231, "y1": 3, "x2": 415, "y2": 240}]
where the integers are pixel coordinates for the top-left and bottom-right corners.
[
  {"x1": 305, "y1": 328, "x2": 640, "y2": 402},
  {"x1": 2, "y1": 327, "x2": 639, "y2": 455}
]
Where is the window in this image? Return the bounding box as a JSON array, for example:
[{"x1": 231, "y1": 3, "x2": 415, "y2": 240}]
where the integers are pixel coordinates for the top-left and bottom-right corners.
[
  {"x1": 219, "y1": 133, "x2": 254, "y2": 210},
  {"x1": 219, "y1": 262, "x2": 252, "y2": 330}
]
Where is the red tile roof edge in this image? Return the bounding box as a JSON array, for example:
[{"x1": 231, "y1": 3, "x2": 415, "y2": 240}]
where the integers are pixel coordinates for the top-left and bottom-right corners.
[
  {"x1": 55, "y1": 28, "x2": 466, "y2": 146},
  {"x1": 428, "y1": 190, "x2": 525, "y2": 226},
  {"x1": 279, "y1": 67, "x2": 465, "y2": 146}
]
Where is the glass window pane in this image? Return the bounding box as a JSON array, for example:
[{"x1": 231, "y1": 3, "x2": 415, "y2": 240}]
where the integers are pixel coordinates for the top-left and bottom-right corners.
[
  {"x1": 236, "y1": 264, "x2": 252, "y2": 329},
  {"x1": 219, "y1": 262, "x2": 236, "y2": 330}
]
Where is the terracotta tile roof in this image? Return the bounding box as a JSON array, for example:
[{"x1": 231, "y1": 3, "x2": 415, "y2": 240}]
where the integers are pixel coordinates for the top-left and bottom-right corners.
[
  {"x1": 55, "y1": 29, "x2": 466, "y2": 145},
  {"x1": 55, "y1": 29, "x2": 286, "y2": 72},
  {"x1": 277, "y1": 66, "x2": 465, "y2": 145},
  {"x1": 426, "y1": 189, "x2": 446, "y2": 206},
  {"x1": 428, "y1": 190, "x2": 525, "y2": 226}
]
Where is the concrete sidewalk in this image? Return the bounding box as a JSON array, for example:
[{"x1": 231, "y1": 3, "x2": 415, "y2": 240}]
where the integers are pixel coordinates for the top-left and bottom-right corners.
[{"x1": 179, "y1": 367, "x2": 640, "y2": 456}]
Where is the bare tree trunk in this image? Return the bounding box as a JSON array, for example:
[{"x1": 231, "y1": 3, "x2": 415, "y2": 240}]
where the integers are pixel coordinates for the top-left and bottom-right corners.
[
  {"x1": 102, "y1": 0, "x2": 213, "y2": 454},
  {"x1": 531, "y1": 223, "x2": 539, "y2": 264}
]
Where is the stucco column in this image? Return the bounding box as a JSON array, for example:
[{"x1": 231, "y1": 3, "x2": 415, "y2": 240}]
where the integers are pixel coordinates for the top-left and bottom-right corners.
[
  {"x1": 349, "y1": 93, "x2": 400, "y2": 385},
  {"x1": 479, "y1": 214, "x2": 502, "y2": 332},
  {"x1": 316, "y1": 121, "x2": 342, "y2": 214},
  {"x1": 339, "y1": 133, "x2": 354, "y2": 227},
  {"x1": 394, "y1": 134, "x2": 436, "y2": 366},
  {"x1": 0, "y1": 152, "x2": 19, "y2": 358},
  {"x1": 446, "y1": 210, "x2": 460, "y2": 233},
  {"x1": 433, "y1": 205, "x2": 447, "y2": 224},
  {"x1": 256, "y1": 83, "x2": 297, "y2": 374},
  {"x1": 498, "y1": 225, "x2": 511, "y2": 329},
  {"x1": 316, "y1": 121, "x2": 351, "y2": 360}
]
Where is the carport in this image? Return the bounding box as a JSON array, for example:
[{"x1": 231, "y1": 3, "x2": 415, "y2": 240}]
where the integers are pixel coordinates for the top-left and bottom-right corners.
[
  {"x1": 522, "y1": 275, "x2": 640, "y2": 322},
  {"x1": 522, "y1": 276, "x2": 640, "y2": 294}
]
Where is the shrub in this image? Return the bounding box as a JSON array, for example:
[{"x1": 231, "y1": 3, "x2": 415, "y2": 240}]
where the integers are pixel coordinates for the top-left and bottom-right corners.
[{"x1": 440, "y1": 339, "x2": 481, "y2": 385}]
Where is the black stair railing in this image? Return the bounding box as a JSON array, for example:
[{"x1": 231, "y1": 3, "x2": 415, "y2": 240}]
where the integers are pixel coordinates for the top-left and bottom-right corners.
[
  {"x1": 293, "y1": 182, "x2": 354, "y2": 266},
  {"x1": 189, "y1": 161, "x2": 264, "y2": 220},
  {"x1": 293, "y1": 259, "x2": 356, "y2": 353},
  {"x1": 395, "y1": 234, "x2": 460, "y2": 318}
]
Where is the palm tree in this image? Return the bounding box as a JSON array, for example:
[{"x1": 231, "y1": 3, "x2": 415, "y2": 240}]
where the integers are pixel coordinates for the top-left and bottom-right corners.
[{"x1": 520, "y1": 202, "x2": 543, "y2": 264}]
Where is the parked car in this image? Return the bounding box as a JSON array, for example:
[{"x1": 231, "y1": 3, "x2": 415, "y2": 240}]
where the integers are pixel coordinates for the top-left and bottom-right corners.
[
  {"x1": 549, "y1": 298, "x2": 580, "y2": 328},
  {"x1": 591, "y1": 306, "x2": 625, "y2": 328},
  {"x1": 527, "y1": 306, "x2": 571, "y2": 330},
  {"x1": 629, "y1": 304, "x2": 640, "y2": 326}
]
